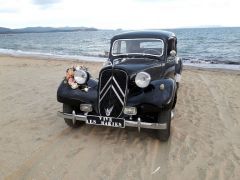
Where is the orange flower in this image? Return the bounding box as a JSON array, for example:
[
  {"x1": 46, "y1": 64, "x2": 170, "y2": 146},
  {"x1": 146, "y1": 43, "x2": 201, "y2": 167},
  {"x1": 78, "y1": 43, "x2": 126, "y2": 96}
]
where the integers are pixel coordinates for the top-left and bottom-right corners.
[{"x1": 66, "y1": 68, "x2": 74, "y2": 80}]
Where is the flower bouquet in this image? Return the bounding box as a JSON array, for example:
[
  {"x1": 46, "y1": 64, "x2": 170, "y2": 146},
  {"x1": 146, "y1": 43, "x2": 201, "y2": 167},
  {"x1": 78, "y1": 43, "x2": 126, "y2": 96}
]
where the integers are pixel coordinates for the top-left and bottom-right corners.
[{"x1": 64, "y1": 65, "x2": 88, "y2": 89}]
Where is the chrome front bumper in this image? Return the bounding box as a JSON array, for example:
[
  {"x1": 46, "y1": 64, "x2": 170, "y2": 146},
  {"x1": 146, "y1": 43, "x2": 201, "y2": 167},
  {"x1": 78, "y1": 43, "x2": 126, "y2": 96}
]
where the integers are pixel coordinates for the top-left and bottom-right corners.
[{"x1": 57, "y1": 111, "x2": 167, "y2": 130}]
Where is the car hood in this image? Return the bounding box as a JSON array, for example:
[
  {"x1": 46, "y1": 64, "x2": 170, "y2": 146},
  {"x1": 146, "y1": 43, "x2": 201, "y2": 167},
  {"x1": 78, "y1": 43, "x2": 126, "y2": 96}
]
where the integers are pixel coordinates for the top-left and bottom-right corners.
[{"x1": 113, "y1": 58, "x2": 163, "y2": 76}]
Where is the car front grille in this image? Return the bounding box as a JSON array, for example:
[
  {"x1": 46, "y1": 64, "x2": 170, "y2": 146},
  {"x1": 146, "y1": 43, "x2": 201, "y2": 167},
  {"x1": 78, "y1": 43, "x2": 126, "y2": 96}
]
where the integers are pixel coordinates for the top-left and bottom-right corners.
[{"x1": 98, "y1": 69, "x2": 128, "y2": 117}]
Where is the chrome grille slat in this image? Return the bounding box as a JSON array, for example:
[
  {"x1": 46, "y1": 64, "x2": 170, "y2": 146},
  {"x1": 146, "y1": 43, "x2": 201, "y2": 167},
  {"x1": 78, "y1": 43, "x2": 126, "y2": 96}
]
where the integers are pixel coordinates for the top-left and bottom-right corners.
[
  {"x1": 100, "y1": 76, "x2": 112, "y2": 95},
  {"x1": 99, "y1": 85, "x2": 111, "y2": 102},
  {"x1": 112, "y1": 76, "x2": 125, "y2": 96}
]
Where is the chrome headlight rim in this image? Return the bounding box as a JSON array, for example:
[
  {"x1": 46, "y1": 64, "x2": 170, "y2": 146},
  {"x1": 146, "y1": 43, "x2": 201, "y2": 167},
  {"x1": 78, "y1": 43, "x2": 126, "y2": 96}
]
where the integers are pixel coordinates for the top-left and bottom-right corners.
[
  {"x1": 74, "y1": 69, "x2": 88, "y2": 85},
  {"x1": 135, "y1": 71, "x2": 151, "y2": 88}
]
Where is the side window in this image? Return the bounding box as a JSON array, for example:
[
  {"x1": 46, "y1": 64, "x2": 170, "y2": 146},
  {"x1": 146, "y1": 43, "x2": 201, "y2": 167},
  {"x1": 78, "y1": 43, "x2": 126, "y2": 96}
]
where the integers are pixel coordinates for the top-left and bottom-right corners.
[
  {"x1": 120, "y1": 41, "x2": 127, "y2": 53},
  {"x1": 112, "y1": 41, "x2": 119, "y2": 54},
  {"x1": 112, "y1": 40, "x2": 126, "y2": 54}
]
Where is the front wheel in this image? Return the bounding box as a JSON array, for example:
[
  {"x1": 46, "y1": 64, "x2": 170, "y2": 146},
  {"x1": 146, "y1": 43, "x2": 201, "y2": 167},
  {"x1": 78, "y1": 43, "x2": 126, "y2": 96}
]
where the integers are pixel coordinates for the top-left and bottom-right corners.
[
  {"x1": 63, "y1": 104, "x2": 84, "y2": 128},
  {"x1": 156, "y1": 109, "x2": 171, "y2": 141}
]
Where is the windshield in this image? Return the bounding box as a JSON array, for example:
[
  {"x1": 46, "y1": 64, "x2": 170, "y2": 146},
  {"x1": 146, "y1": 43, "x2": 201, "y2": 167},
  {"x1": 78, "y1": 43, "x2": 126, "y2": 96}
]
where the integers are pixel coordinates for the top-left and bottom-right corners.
[{"x1": 112, "y1": 38, "x2": 164, "y2": 57}]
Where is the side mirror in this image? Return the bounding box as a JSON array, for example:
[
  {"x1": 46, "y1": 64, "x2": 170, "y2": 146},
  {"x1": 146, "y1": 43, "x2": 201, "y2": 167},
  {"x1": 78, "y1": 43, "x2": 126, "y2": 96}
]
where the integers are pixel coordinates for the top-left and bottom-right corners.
[
  {"x1": 102, "y1": 59, "x2": 112, "y2": 67},
  {"x1": 104, "y1": 51, "x2": 109, "y2": 57},
  {"x1": 170, "y1": 50, "x2": 176, "y2": 57},
  {"x1": 167, "y1": 50, "x2": 178, "y2": 64}
]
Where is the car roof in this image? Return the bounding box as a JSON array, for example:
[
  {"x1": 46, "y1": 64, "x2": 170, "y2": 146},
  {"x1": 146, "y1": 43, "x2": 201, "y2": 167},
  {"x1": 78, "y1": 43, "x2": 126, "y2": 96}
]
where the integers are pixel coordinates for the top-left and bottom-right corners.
[{"x1": 111, "y1": 30, "x2": 176, "y2": 43}]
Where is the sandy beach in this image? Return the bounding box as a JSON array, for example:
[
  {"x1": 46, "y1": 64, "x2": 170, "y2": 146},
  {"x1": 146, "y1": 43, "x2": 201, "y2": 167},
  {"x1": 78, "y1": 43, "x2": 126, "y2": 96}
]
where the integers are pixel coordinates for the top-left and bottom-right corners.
[{"x1": 0, "y1": 55, "x2": 240, "y2": 180}]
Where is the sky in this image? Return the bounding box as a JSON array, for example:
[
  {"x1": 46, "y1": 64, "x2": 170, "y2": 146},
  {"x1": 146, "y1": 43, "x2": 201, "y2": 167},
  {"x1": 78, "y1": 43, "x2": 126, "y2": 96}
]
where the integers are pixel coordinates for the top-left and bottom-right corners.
[{"x1": 0, "y1": 0, "x2": 239, "y2": 29}]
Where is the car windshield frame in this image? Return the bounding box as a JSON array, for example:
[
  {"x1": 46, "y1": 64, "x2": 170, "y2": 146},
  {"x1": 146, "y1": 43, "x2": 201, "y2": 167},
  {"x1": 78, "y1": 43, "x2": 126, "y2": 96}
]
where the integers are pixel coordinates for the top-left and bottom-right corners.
[{"x1": 111, "y1": 38, "x2": 164, "y2": 58}]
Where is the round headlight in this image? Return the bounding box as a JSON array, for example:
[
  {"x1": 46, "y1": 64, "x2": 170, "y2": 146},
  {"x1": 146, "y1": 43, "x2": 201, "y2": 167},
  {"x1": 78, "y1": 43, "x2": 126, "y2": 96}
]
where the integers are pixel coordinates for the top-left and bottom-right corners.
[
  {"x1": 135, "y1": 72, "x2": 151, "y2": 88},
  {"x1": 74, "y1": 70, "x2": 88, "y2": 84}
]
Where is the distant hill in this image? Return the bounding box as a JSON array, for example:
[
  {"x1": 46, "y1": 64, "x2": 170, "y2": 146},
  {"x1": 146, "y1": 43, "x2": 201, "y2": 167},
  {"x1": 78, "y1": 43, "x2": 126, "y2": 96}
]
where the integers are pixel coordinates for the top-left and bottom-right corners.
[
  {"x1": 0, "y1": 27, "x2": 11, "y2": 33},
  {"x1": 0, "y1": 26, "x2": 98, "y2": 34}
]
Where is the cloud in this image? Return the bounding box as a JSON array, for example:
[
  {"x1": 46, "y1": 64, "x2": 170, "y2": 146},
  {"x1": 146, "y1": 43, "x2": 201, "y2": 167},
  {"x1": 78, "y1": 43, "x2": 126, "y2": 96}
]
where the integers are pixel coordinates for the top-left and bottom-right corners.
[
  {"x1": 32, "y1": 0, "x2": 61, "y2": 7},
  {"x1": 0, "y1": 0, "x2": 239, "y2": 29},
  {"x1": 0, "y1": 8, "x2": 17, "y2": 13},
  {"x1": 134, "y1": 0, "x2": 175, "y2": 2}
]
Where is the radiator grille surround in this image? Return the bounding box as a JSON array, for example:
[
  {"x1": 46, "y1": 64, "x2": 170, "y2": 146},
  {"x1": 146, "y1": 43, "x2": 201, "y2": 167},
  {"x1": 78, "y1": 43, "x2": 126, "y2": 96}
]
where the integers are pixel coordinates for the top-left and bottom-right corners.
[{"x1": 98, "y1": 69, "x2": 128, "y2": 117}]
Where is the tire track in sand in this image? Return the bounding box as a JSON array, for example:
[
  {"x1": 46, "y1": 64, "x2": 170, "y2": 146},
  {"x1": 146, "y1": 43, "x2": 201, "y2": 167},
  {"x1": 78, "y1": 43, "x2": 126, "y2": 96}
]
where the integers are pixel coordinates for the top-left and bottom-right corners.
[{"x1": 5, "y1": 128, "x2": 72, "y2": 180}]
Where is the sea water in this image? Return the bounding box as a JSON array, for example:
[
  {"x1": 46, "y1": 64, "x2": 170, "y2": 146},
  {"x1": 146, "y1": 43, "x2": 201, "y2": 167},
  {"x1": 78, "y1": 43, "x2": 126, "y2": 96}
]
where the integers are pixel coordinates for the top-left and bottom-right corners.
[{"x1": 0, "y1": 27, "x2": 239, "y2": 69}]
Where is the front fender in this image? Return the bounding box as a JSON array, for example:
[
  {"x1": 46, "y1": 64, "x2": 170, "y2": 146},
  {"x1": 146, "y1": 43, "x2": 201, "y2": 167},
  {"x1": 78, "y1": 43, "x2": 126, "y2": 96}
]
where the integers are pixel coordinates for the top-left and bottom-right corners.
[
  {"x1": 57, "y1": 78, "x2": 98, "y2": 110},
  {"x1": 127, "y1": 78, "x2": 176, "y2": 109}
]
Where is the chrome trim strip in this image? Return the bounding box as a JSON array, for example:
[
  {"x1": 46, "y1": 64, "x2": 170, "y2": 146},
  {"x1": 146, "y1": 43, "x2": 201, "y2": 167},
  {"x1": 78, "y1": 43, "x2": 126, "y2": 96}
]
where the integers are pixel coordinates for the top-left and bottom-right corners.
[
  {"x1": 99, "y1": 85, "x2": 111, "y2": 102},
  {"x1": 99, "y1": 76, "x2": 125, "y2": 101},
  {"x1": 112, "y1": 76, "x2": 125, "y2": 96},
  {"x1": 57, "y1": 111, "x2": 167, "y2": 130},
  {"x1": 125, "y1": 120, "x2": 167, "y2": 130},
  {"x1": 111, "y1": 38, "x2": 164, "y2": 57},
  {"x1": 111, "y1": 85, "x2": 124, "y2": 105},
  {"x1": 98, "y1": 69, "x2": 128, "y2": 118},
  {"x1": 137, "y1": 117, "x2": 141, "y2": 132},
  {"x1": 58, "y1": 111, "x2": 87, "y2": 121},
  {"x1": 72, "y1": 110, "x2": 76, "y2": 125}
]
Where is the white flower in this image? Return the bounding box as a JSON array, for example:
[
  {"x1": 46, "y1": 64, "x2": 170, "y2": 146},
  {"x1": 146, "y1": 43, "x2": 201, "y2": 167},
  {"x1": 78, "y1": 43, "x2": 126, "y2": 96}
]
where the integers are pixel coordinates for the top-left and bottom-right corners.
[
  {"x1": 71, "y1": 83, "x2": 79, "y2": 89},
  {"x1": 75, "y1": 66, "x2": 81, "y2": 71}
]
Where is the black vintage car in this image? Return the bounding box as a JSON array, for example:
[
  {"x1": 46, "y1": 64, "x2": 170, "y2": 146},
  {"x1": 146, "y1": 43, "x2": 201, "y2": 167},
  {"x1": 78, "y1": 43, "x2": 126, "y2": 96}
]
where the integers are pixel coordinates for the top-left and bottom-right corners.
[{"x1": 57, "y1": 31, "x2": 182, "y2": 141}]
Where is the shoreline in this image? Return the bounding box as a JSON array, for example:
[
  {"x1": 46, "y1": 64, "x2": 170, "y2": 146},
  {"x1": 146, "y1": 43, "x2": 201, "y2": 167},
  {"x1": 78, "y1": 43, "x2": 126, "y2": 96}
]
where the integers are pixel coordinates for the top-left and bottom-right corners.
[
  {"x1": 1, "y1": 54, "x2": 240, "y2": 73},
  {"x1": 0, "y1": 54, "x2": 103, "y2": 66},
  {"x1": 183, "y1": 62, "x2": 240, "y2": 72},
  {"x1": 0, "y1": 50, "x2": 107, "y2": 63}
]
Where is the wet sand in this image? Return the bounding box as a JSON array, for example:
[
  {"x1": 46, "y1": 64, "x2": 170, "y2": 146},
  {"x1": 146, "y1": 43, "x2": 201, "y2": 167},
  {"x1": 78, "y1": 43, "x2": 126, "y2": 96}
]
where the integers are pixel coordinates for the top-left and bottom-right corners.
[{"x1": 0, "y1": 56, "x2": 240, "y2": 180}]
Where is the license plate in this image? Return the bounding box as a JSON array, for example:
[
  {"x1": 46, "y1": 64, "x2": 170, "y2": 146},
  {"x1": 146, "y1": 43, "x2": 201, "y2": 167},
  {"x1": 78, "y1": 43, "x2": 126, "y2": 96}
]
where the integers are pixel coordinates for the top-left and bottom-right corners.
[{"x1": 86, "y1": 115, "x2": 125, "y2": 128}]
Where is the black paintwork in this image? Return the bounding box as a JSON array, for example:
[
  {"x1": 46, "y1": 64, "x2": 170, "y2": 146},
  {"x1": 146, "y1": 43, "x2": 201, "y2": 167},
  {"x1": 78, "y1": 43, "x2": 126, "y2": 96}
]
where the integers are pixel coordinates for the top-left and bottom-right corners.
[
  {"x1": 111, "y1": 31, "x2": 175, "y2": 43},
  {"x1": 57, "y1": 30, "x2": 182, "y2": 121},
  {"x1": 109, "y1": 30, "x2": 177, "y2": 62},
  {"x1": 57, "y1": 78, "x2": 99, "y2": 112}
]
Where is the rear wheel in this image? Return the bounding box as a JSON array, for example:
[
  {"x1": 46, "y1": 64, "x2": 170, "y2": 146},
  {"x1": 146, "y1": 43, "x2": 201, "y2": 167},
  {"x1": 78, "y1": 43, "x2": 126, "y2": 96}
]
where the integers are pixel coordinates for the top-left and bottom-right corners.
[
  {"x1": 63, "y1": 104, "x2": 84, "y2": 128},
  {"x1": 156, "y1": 109, "x2": 171, "y2": 141}
]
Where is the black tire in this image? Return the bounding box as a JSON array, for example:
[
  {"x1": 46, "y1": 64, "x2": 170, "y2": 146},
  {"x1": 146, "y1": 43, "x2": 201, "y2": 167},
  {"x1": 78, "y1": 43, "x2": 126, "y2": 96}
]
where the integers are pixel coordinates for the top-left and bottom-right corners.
[
  {"x1": 156, "y1": 109, "x2": 171, "y2": 141},
  {"x1": 172, "y1": 93, "x2": 177, "y2": 110},
  {"x1": 176, "y1": 82, "x2": 180, "y2": 89},
  {"x1": 63, "y1": 104, "x2": 83, "y2": 128}
]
